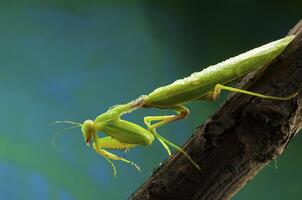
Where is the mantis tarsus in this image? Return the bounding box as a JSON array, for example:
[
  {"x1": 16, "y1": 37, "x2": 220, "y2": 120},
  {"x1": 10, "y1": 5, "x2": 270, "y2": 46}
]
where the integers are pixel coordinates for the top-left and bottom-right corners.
[{"x1": 57, "y1": 35, "x2": 297, "y2": 177}]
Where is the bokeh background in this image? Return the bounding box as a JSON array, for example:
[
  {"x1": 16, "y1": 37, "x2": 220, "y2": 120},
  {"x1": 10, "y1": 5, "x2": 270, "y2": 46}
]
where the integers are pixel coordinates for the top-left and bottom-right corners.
[{"x1": 0, "y1": 1, "x2": 301, "y2": 200}]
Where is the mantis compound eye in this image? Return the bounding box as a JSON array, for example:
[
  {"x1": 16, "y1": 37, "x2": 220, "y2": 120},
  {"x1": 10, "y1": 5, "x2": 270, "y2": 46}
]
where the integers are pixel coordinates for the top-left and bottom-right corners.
[{"x1": 81, "y1": 120, "x2": 95, "y2": 146}]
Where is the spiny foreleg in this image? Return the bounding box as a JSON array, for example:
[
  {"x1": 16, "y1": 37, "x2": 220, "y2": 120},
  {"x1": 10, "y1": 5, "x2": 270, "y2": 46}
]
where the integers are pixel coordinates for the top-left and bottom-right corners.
[{"x1": 93, "y1": 136, "x2": 140, "y2": 177}]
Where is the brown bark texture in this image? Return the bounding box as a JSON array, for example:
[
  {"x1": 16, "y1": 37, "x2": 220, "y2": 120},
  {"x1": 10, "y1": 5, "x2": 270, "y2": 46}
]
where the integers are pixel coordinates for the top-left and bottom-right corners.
[{"x1": 129, "y1": 19, "x2": 302, "y2": 200}]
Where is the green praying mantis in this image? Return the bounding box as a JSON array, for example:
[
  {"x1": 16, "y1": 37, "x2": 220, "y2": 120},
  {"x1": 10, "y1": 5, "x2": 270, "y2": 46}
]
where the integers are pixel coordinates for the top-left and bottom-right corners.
[{"x1": 56, "y1": 35, "x2": 297, "y2": 177}]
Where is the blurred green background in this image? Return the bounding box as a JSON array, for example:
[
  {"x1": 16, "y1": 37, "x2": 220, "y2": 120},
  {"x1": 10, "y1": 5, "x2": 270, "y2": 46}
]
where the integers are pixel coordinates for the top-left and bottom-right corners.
[{"x1": 0, "y1": 1, "x2": 301, "y2": 199}]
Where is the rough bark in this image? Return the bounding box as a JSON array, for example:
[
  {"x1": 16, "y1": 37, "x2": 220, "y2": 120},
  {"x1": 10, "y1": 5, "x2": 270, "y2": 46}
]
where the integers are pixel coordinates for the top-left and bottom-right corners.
[{"x1": 130, "y1": 19, "x2": 302, "y2": 200}]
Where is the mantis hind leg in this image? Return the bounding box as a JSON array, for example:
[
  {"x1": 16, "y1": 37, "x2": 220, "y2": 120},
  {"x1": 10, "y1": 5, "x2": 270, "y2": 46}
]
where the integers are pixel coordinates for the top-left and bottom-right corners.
[
  {"x1": 207, "y1": 84, "x2": 297, "y2": 101},
  {"x1": 93, "y1": 136, "x2": 140, "y2": 177},
  {"x1": 143, "y1": 105, "x2": 200, "y2": 169}
]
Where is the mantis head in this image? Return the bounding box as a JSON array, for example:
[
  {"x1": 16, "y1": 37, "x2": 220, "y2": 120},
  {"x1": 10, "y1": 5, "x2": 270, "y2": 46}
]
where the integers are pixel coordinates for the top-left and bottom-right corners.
[{"x1": 81, "y1": 120, "x2": 96, "y2": 146}]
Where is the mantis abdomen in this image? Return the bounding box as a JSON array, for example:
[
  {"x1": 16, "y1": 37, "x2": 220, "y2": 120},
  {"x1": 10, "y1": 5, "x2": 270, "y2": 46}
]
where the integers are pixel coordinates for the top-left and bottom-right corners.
[{"x1": 143, "y1": 36, "x2": 294, "y2": 108}]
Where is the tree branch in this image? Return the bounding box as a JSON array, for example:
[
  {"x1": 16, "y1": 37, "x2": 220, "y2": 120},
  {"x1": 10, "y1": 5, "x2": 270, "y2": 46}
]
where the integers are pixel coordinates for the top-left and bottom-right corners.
[{"x1": 130, "y1": 19, "x2": 302, "y2": 200}]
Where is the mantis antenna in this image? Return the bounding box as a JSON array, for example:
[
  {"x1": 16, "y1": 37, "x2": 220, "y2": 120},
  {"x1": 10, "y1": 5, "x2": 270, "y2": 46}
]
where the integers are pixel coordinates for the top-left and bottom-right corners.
[{"x1": 51, "y1": 121, "x2": 82, "y2": 151}]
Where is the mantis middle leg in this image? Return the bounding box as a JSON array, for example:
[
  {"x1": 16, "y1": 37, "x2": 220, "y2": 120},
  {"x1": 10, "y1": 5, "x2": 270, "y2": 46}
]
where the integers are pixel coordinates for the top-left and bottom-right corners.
[
  {"x1": 144, "y1": 105, "x2": 189, "y2": 129},
  {"x1": 143, "y1": 105, "x2": 200, "y2": 169},
  {"x1": 144, "y1": 105, "x2": 189, "y2": 156}
]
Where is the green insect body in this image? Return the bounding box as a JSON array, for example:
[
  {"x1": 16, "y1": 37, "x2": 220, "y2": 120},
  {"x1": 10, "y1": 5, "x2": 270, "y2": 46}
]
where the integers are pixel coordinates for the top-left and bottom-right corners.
[{"x1": 58, "y1": 35, "x2": 296, "y2": 177}]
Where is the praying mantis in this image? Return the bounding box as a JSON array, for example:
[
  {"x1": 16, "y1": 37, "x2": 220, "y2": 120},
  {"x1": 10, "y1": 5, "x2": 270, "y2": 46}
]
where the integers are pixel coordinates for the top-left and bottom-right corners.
[{"x1": 56, "y1": 35, "x2": 297, "y2": 177}]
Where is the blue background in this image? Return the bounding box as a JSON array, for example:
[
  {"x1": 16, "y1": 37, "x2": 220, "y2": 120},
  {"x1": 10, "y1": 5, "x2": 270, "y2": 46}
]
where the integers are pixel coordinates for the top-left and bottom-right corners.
[{"x1": 0, "y1": 1, "x2": 301, "y2": 199}]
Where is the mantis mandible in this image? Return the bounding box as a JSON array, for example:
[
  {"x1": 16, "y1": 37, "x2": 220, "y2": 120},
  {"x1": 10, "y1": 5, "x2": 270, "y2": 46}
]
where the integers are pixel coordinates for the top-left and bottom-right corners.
[{"x1": 57, "y1": 35, "x2": 297, "y2": 177}]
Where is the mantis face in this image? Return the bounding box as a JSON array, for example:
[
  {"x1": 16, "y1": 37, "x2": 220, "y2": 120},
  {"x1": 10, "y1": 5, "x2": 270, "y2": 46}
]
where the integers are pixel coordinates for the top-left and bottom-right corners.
[{"x1": 81, "y1": 120, "x2": 95, "y2": 146}]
